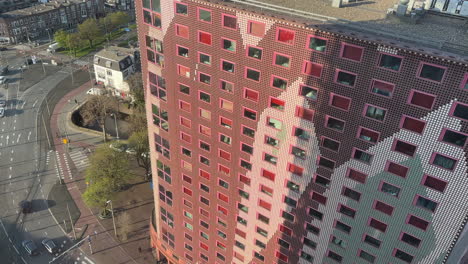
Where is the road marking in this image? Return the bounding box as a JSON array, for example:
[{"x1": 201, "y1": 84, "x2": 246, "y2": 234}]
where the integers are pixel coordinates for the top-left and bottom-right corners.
[
  {"x1": 10, "y1": 149, "x2": 13, "y2": 154},
  {"x1": 10, "y1": 157, "x2": 13, "y2": 162},
  {"x1": 9, "y1": 166, "x2": 12, "y2": 171},
  {"x1": 27, "y1": 131, "x2": 31, "y2": 141},
  {"x1": 8, "y1": 175, "x2": 11, "y2": 178},
  {"x1": 32, "y1": 99, "x2": 38, "y2": 108},
  {"x1": 13, "y1": 245, "x2": 19, "y2": 254},
  {"x1": 44, "y1": 231, "x2": 48, "y2": 236},
  {"x1": 16, "y1": 133, "x2": 21, "y2": 143},
  {"x1": 6, "y1": 135, "x2": 8, "y2": 145},
  {"x1": 21, "y1": 101, "x2": 26, "y2": 109},
  {"x1": 14, "y1": 119, "x2": 16, "y2": 123}
]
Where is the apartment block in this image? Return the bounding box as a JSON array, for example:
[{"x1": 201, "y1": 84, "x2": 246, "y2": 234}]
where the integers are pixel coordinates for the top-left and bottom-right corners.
[{"x1": 137, "y1": 0, "x2": 468, "y2": 263}]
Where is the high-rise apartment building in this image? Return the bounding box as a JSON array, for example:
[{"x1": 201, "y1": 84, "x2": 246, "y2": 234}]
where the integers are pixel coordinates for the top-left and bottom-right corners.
[{"x1": 136, "y1": 0, "x2": 468, "y2": 263}]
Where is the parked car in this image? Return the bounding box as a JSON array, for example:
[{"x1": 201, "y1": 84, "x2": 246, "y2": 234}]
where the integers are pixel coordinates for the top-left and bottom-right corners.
[
  {"x1": 22, "y1": 240, "x2": 39, "y2": 256},
  {"x1": 41, "y1": 238, "x2": 58, "y2": 254},
  {"x1": 86, "y1": 88, "x2": 105, "y2": 95},
  {"x1": 0, "y1": 107, "x2": 4, "y2": 118},
  {"x1": 0, "y1": 99, "x2": 5, "y2": 107},
  {"x1": 0, "y1": 76, "x2": 7, "y2": 84},
  {"x1": 0, "y1": 65, "x2": 8, "y2": 74},
  {"x1": 19, "y1": 200, "x2": 32, "y2": 213}
]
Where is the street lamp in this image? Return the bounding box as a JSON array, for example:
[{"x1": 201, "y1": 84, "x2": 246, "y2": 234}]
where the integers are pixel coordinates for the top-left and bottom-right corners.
[
  {"x1": 106, "y1": 200, "x2": 117, "y2": 237},
  {"x1": 110, "y1": 113, "x2": 119, "y2": 139}
]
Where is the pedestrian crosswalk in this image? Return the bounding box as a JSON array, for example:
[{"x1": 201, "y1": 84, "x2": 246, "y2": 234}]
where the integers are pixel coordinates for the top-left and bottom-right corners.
[{"x1": 68, "y1": 149, "x2": 90, "y2": 172}]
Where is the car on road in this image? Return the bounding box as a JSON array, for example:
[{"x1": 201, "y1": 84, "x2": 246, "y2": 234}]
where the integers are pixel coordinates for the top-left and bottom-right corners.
[
  {"x1": 41, "y1": 238, "x2": 58, "y2": 254},
  {"x1": 22, "y1": 240, "x2": 39, "y2": 256},
  {"x1": 0, "y1": 76, "x2": 7, "y2": 84},
  {"x1": 0, "y1": 107, "x2": 4, "y2": 118},
  {"x1": 109, "y1": 142, "x2": 127, "y2": 152},
  {"x1": 0, "y1": 99, "x2": 5, "y2": 107},
  {"x1": 19, "y1": 200, "x2": 32, "y2": 213}
]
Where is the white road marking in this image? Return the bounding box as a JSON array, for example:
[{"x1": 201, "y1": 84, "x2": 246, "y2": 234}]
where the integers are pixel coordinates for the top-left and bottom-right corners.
[
  {"x1": 27, "y1": 131, "x2": 31, "y2": 141},
  {"x1": 10, "y1": 149, "x2": 13, "y2": 154},
  {"x1": 13, "y1": 245, "x2": 19, "y2": 254},
  {"x1": 10, "y1": 157, "x2": 13, "y2": 162},
  {"x1": 21, "y1": 101, "x2": 26, "y2": 109},
  {"x1": 6, "y1": 135, "x2": 8, "y2": 145},
  {"x1": 32, "y1": 99, "x2": 38, "y2": 108},
  {"x1": 8, "y1": 175, "x2": 11, "y2": 178},
  {"x1": 14, "y1": 119, "x2": 16, "y2": 123},
  {"x1": 16, "y1": 133, "x2": 21, "y2": 143},
  {"x1": 9, "y1": 166, "x2": 12, "y2": 171}
]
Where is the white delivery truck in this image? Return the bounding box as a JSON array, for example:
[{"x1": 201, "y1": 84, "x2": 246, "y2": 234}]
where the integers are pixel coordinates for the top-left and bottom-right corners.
[{"x1": 47, "y1": 43, "x2": 60, "y2": 53}]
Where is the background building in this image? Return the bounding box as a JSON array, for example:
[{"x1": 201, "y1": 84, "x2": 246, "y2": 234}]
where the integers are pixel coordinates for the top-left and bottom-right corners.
[
  {"x1": 0, "y1": 0, "x2": 104, "y2": 43},
  {"x1": 0, "y1": 0, "x2": 38, "y2": 14},
  {"x1": 94, "y1": 46, "x2": 138, "y2": 99},
  {"x1": 137, "y1": 0, "x2": 468, "y2": 263}
]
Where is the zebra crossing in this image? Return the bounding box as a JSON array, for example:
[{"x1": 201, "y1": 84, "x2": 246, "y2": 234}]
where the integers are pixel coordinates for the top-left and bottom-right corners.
[{"x1": 68, "y1": 149, "x2": 91, "y2": 172}]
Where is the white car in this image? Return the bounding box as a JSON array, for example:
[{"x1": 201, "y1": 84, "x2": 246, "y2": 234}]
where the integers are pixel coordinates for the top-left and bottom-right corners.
[
  {"x1": 86, "y1": 88, "x2": 105, "y2": 95},
  {"x1": 41, "y1": 238, "x2": 58, "y2": 254},
  {"x1": 0, "y1": 107, "x2": 4, "y2": 118},
  {"x1": 0, "y1": 76, "x2": 6, "y2": 84}
]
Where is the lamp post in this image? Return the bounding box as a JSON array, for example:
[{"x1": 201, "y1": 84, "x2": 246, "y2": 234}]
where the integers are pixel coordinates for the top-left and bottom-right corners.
[
  {"x1": 110, "y1": 113, "x2": 119, "y2": 139},
  {"x1": 106, "y1": 200, "x2": 117, "y2": 237}
]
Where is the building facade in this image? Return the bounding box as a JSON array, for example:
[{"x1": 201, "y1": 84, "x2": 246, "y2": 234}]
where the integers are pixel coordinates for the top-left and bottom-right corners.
[
  {"x1": 0, "y1": 0, "x2": 104, "y2": 43},
  {"x1": 0, "y1": 0, "x2": 38, "y2": 14},
  {"x1": 94, "y1": 46, "x2": 137, "y2": 99},
  {"x1": 137, "y1": 0, "x2": 468, "y2": 263}
]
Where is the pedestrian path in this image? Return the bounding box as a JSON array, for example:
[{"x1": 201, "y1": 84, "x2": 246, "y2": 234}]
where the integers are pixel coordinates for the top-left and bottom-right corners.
[{"x1": 68, "y1": 149, "x2": 91, "y2": 172}]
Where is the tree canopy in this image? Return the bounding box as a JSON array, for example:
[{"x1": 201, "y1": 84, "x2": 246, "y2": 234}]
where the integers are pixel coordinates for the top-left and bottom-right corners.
[
  {"x1": 80, "y1": 95, "x2": 119, "y2": 142},
  {"x1": 128, "y1": 130, "x2": 150, "y2": 179},
  {"x1": 78, "y1": 18, "x2": 101, "y2": 48}
]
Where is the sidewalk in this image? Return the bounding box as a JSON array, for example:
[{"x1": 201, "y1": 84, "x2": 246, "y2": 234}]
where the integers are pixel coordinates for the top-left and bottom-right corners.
[{"x1": 49, "y1": 80, "x2": 154, "y2": 264}]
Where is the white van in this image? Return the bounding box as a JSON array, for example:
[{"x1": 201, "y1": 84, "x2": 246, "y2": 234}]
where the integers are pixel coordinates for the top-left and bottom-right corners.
[
  {"x1": 47, "y1": 43, "x2": 60, "y2": 53},
  {"x1": 86, "y1": 88, "x2": 105, "y2": 95}
]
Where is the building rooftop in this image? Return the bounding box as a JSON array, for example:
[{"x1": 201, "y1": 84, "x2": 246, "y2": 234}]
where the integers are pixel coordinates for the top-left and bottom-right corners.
[
  {"x1": 219, "y1": 0, "x2": 468, "y2": 61},
  {"x1": 1, "y1": 0, "x2": 85, "y2": 17},
  {"x1": 94, "y1": 46, "x2": 135, "y2": 71}
]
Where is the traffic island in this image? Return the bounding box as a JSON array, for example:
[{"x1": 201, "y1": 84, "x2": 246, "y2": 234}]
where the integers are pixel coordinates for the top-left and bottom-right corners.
[{"x1": 48, "y1": 180, "x2": 81, "y2": 236}]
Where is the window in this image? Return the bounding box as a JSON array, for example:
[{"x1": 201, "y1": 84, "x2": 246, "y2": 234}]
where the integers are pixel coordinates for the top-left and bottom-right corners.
[
  {"x1": 451, "y1": 102, "x2": 468, "y2": 121},
  {"x1": 393, "y1": 140, "x2": 417, "y2": 156},
  {"x1": 369, "y1": 218, "x2": 387, "y2": 232},
  {"x1": 335, "y1": 221, "x2": 351, "y2": 233},
  {"x1": 294, "y1": 127, "x2": 311, "y2": 140},
  {"x1": 200, "y1": 196, "x2": 209, "y2": 206},
  {"x1": 220, "y1": 99, "x2": 233, "y2": 112},
  {"x1": 341, "y1": 43, "x2": 363, "y2": 62},
  {"x1": 152, "y1": 14, "x2": 162, "y2": 28},
  {"x1": 156, "y1": 160, "x2": 171, "y2": 184},
  {"x1": 257, "y1": 214, "x2": 269, "y2": 224},
  {"x1": 274, "y1": 53, "x2": 290, "y2": 68},
  {"x1": 180, "y1": 116, "x2": 191, "y2": 128},
  {"x1": 318, "y1": 156, "x2": 335, "y2": 170},
  {"x1": 199, "y1": 125, "x2": 211, "y2": 137},
  {"x1": 338, "y1": 204, "x2": 356, "y2": 218},
  {"x1": 246, "y1": 67, "x2": 260, "y2": 81},
  {"x1": 179, "y1": 83, "x2": 190, "y2": 95},
  {"x1": 240, "y1": 159, "x2": 252, "y2": 170},
  {"x1": 219, "y1": 134, "x2": 231, "y2": 145},
  {"x1": 279, "y1": 225, "x2": 292, "y2": 236},
  {"x1": 254, "y1": 239, "x2": 266, "y2": 249},
  {"x1": 431, "y1": 153, "x2": 457, "y2": 170},
  {"x1": 278, "y1": 238, "x2": 290, "y2": 249},
  {"x1": 314, "y1": 174, "x2": 330, "y2": 188},
  {"x1": 235, "y1": 240, "x2": 245, "y2": 250},
  {"x1": 222, "y1": 14, "x2": 237, "y2": 29},
  {"x1": 198, "y1": 52, "x2": 211, "y2": 65},
  {"x1": 301, "y1": 251, "x2": 314, "y2": 263},
  {"x1": 267, "y1": 117, "x2": 282, "y2": 130},
  {"x1": 380, "y1": 181, "x2": 400, "y2": 197},
  {"x1": 358, "y1": 127, "x2": 379, "y2": 143},
  {"x1": 260, "y1": 184, "x2": 273, "y2": 196},
  {"x1": 244, "y1": 88, "x2": 259, "y2": 102},
  {"x1": 220, "y1": 117, "x2": 232, "y2": 129},
  {"x1": 290, "y1": 146, "x2": 306, "y2": 159},
  {"x1": 179, "y1": 100, "x2": 191, "y2": 112},
  {"x1": 222, "y1": 38, "x2": 236, "y2": 52},
  {"x1": 347, "y1": 168, "x2": 367, "y2": 183},
  {"x1": 288, "y1": 163, "x2": 303, "y2": 176},
  {"x1": 306, "y1": 222, "x2": 320, "y2": 235},
  {"x1": 321, "y1": 137, "x2": 340, "y2": 152},
  {"x1": 238, "y1": 189, "x2": 249, "y2": 199},
  {"x1": 221, "y1": 60, "x2": 235, "y2": 73},
  {"x1": 160, "y1": 207, "x2": 174, "y2": 227},
  {"x1": 154, "y1": 134, "x2": 170, "y2": 159},
  {"x1": 358, "y1": 250, "x2": 376, "y2": 263},
  {"x1": 336, "y1": 70, "x2": 357, "y2": 87},
  {"x1": 296, "y1": 106, "x2": 314, "y2": 121},
  {"x1": 328, "y1": 251, "x2": 343, "y2": 263},
  {"x1": 370, "y1": 79, "x2": 394, "y2": 97},
  {"x1": 302, "y1": 61, "x2": 323, "y2": 77},
  {"x1": 379, "y1": 53, "x2": 402, "y2": 71},
  {"x1": 352, "y1": 148, "x2": 373, "y2": 163},
  {"x1": 284, "y1": 196, "x2": 297, "y2": 208},
  {"x1": 241, "y1": 143, "x2": 253, "y2": 154},
  {"x1": 149, "y1": 73, "x2": 167, "y2": 99},
  {"x1": 422, "y1": 174, "x2": 447, "y2": 192},
  {"x1": 161, "y1": 228, "x2": 174, "y2": 248},
  {"x1": 300, "y1": 85, "x2": 318, "y2": 100},
  {"x1": 198, "y1": 8, "x2": 211, "y2": 22},
  {"x1": 218, "y1": 179, "x2": 229, "y2": 189},
  {"x1": 401, "y1": 233, "x2": 421, "y2": 247},
  {"x1": 326, "y1": 116, "x2": 345, "y2": 131},
  {"x1": 269, "y1": 97, "x2": 285, "y2": 110},
  {"x1": 175, "y1": 3, "x2": 187, "y2": 15},
  {"x1": 374, "y1": 200, "x2": 394, "y2": 215},
  {"x1": 342, "y1": 187, "x2": 361, "y2": 201},
  {"x1": 199, "y1": 91, "x2": 211, "y2": 103},
  {"x1": 199, "y1": 72, "x2": 211, "y2": 85},
  {"x1": 418, "y1": 63, "x2": 445, "y2": 82},
  {"x1": 400, "y1": 116, "x2": 426, "y2": 134},
  {"x1": 271, "y1": 76, "x2": 288, "y2": 90},
  {"x1": 152, "y1": 105, "x2": 169, "y2": 132},
  {"x1": 177, "y1": 45, "x2": 189, "y2": 57},
  {"x1": 181, "y1": 147, "x2": 192, "y2": 157},
  {"x1": 286, "y1": 180, "x2": 300, "y2": 193},
  {"x1": 330, "y1": 93, "x2": 350, "y2": 110},
  {"x1": 364, "y1": 234, "x2": 381, "y2": 248},
  {"x1": 177, "y1": 64, "x2": 190, "y2": 78},
  {"x1": 276, "y1": 28, "x2": 295, "y2": 44},
  {"x1": 364, "y1": 104, "x2": 386, "y2": 121},
  {"x1": 415, "y1": 195, "x2": 438, "y2": 212},
  {"x1": 158, "y1": 185, "x2": 172, "y2": 206},
  {"x1": 407, "y1": 215, "x2": 429, "y2": 231},
  {"x1": 394, "y1": 249, "x2": 414, "y2": 263},
  {"x1": 237, "y1": 216, "x2": 247, "y2": 226},
  {"x1": 220, "y1": 80, "x2": 233, "y2": 93},
  {"x1": 308, "y1": 35, "x2": 327, "y2": 52},
  {"x1": 199, "y1": 141, "x2": 210, "y2": 152},
  {"x1": 309, "y1": 208, "x2": 323, "y2": 220},
  {"x1": 386, "y1": 161, "x2": 408, "y2": 178},
  {"x1": 247, "y1": 46, "x2": 262, "y2": 60},
  {"x1": 218, "y1": 192, "x2": 229, "y2": 203},
  {"x1": 408, "y1": 90, "x2": 436, "y2": 110},
  {"x1": 175, "y1": 24, "x2": 189, "y2": 38},
  {"x1": 242, "y1": 125, "x2": 255, "y2": 138},
  {"x1": 199, "y1": 156, "x2": 209, "y2": 166},
  {"x1": 281, "y1": 211, "x2": 294, "y2": 222},
  {"x1": 441, "y1": 129, "x2": 467, "y2": 147},
  {"x1": 254, "y1": 252, "x2": 264, "y2": 261},
  {"x1": 198, "y1": 31, "x2": 212, "y2": 45},
  {"x1": 248, "y1": 20, "x2": 265, "y2": 36},
  {"x1": 261, "y1": 169, "x2": 276, "y2": 181},
  {"x1": 238, "y1": 203, "x2": 248, "y2": 213},
  {"x1": 330, "y1": 236, "x2": 346, "y2": 249},
  {"x1": 243, "y1": 108, "x2": 257, "y2": 120},
  {"x1": 219, "y1": 149, "x2": 231, "y2": 161}
]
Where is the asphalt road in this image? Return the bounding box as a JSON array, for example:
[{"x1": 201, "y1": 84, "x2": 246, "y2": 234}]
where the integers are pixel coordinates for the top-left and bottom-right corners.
[{"x1": 0, "y1": 62, "x2": 91, "y2": 264}]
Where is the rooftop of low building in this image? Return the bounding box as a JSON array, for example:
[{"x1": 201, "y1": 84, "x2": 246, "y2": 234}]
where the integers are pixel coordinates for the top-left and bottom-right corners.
[
  {"x1": 214, "y1": 0, "x2": 468, "y2": 62},
  {"x1": 94, "y1": 46, "x2": 135, "y2": 71},
  {"x1": 1, "y1": 0, "x2": 91, "y2": 18}
]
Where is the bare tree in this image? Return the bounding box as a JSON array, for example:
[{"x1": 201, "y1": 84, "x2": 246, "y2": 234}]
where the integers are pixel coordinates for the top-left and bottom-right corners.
[
  {"x1": 80, "y1": 95, "x2": 119, "y2": 142},
  {"x1": 117, "y1": 211, "x2": 131, "y2": 241},
  {"x1": 128, "y1": 130, "x2": 150, "y2": 179},
  {"x1": 126, "y1": 72, "x2": 144, "y2": 111}
]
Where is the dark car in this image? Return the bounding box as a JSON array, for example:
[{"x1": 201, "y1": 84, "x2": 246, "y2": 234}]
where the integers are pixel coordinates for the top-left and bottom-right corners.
[
  {"x1": 41, "y1": 238, "x2": 58, "y2": 254},
  {"x1": 22, "y1": 240, "x2": 39, "y2": 256},
  {"x1": 0, "y1": 46, "x2": 7, "y2": 51},
  {"x1": 0, "y1": 65, "x2": 8, "y2": 75},
  {"x1": 19, "y1": 200, "x2": 32, "y2": 214}
]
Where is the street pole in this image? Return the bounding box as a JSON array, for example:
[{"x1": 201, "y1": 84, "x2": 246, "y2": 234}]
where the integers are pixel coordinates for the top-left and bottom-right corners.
[
  {"x1": 67, "y1": 204, "x2": 77, "y2": 240},
  {"x1": 41, "y1": 114, "x2": 51, "y2": 149},
  {"x1": 108, "y1": 200, "x2": 117, "y2": 237}
]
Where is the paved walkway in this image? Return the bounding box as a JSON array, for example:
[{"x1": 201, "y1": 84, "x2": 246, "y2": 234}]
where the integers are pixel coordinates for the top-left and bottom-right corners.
[{"x1": 49, "y1": 81, "x2": 155, "y2": 264}]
